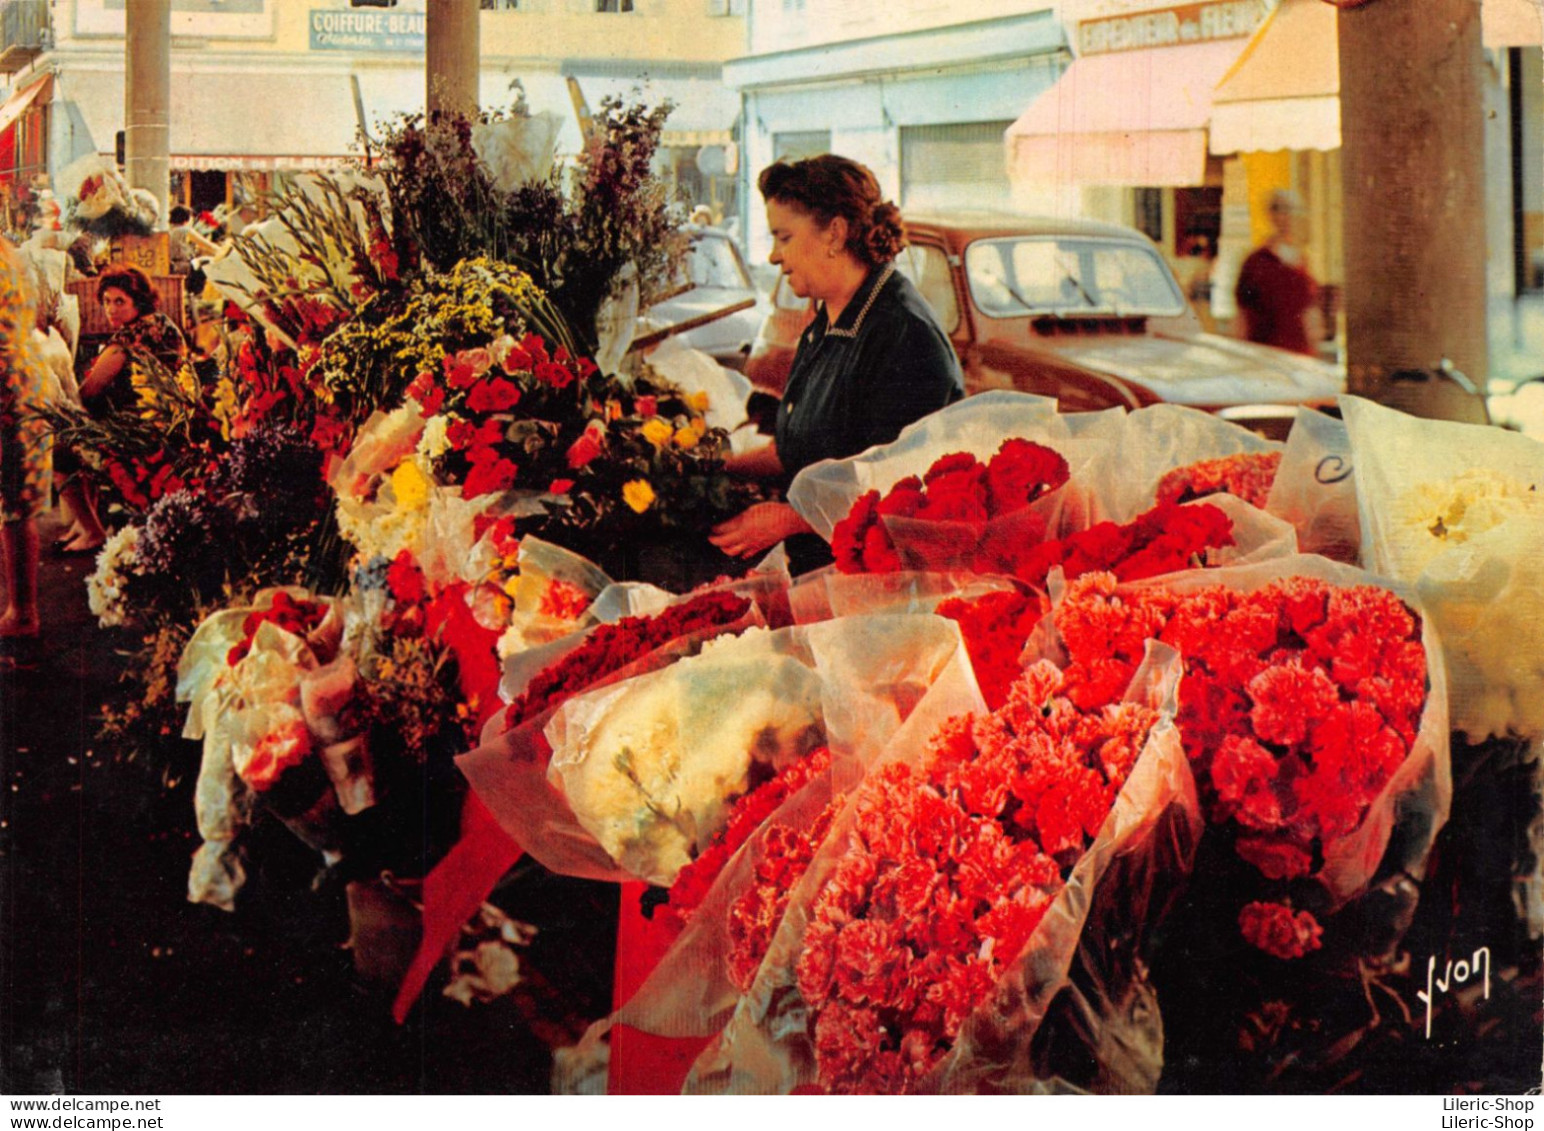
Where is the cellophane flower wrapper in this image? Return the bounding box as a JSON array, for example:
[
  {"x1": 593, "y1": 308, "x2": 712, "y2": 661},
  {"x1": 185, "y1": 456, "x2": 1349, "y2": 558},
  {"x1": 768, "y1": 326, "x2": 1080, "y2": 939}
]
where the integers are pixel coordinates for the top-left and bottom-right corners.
[
  {"x1": 1084, "y1": 403, "x2": 1283, "y2": 524},
  {"x1": 487, "y1": 535, "x2": 612, "y2": 656},
  {"x1": 471, "y1": 110, "x2": 562, "y2": 193},
  {"x1": 177, "y1": 590, "x2": 356, "y2": 908},
  {"x1": 461, "y1": 613, "x2": 960, "y2": 888},
  {"x1": 459, "y1": 587, "x2": 774, "y2": 881},
  {"x1": 489, "y1": 569, "x2": 789, "y2": 723},
  {"x1": 683, "y1": 643, "x2": 1201, "y2": 1095},
  {"x1": 786, "y1": 392, "x2": 1118, "y2": 544},
  {"x1": 1264, "y1": 407, "x2": 1360, "y2": 564},
  {"x1": 644, "y1": 337, "x2": 755, "y2": 441},
  {"x1": 1041, "y1": 553, "x2": 1451, "y2": 928},
  {"x1": 614, "y1": 614, "x2": 975, "y2": 1039},
  {"x1": 1342, "y1": 395, "x2": 1544, "y2": 742},
  {"x1": 786, "y1": 566, "x2": 1020, "y2": 627}
]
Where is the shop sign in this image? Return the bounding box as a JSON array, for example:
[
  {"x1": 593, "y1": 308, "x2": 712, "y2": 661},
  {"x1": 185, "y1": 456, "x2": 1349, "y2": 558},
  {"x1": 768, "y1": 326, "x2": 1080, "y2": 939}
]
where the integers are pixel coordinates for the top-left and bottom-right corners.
[
  {"x1": 308, "y1": 8, "x2": 425, "y2": 53},
  {"x1": 1077, "y1": 0, "x2": 1265, "y2": 55}
]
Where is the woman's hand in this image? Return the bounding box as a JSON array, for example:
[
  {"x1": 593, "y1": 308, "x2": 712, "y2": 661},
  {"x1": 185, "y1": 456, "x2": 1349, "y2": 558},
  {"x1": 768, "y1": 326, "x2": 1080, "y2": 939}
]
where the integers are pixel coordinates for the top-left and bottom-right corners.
[{"x1": 710, "y1": 502, "x2": 811, "y2": 559}]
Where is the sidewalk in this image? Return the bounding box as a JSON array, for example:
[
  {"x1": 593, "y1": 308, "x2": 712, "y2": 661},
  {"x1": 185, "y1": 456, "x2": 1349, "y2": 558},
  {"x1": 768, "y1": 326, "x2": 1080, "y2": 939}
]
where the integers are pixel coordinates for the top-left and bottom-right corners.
[{"x1": 0, "y1": 510, "x2": 606, "y2": 1094}]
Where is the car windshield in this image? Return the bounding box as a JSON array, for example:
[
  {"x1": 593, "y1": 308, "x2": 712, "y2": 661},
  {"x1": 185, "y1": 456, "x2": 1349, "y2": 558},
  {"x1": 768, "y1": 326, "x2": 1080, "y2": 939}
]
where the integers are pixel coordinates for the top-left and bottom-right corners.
[
  {"x1": 964, "y1": 236, "x2": 1186, "y2": 318},
  {"x1": 687, "y1": 235, "x2": 752, "y2": 290}
]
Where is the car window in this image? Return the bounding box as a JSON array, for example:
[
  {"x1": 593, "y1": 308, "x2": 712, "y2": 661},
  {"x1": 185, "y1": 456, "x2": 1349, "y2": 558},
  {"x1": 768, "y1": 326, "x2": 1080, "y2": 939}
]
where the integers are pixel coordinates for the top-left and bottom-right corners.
[
  {"x1": 688, "y1": 236, "x2": 752, "y2": 290},
  {"x1": 964, "y1": 236, "x2": 1186, "y2": 318},
  {"x1": 894, "y1": 243, "x2": 960, "y2": 334}
]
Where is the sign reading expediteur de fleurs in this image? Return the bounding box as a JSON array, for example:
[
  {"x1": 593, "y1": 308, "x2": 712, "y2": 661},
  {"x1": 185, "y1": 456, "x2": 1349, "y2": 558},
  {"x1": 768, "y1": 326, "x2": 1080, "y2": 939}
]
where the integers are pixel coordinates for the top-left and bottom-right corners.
[{"x1": 308, "y1": 8, "x2": 425, "y2": 52}]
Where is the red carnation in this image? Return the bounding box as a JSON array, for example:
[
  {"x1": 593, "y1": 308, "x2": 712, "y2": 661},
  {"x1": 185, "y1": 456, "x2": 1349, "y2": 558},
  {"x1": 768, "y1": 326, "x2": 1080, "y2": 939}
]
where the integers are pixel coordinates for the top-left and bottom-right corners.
[
  {"x1": 984, "y1": 439, "x2": 1069, "y2": 514},
  {"x1": 386, "y1": 551, "x2": 426, "y2": 605},
  {"x1": 1239, "y1": 900, "x2": 1323, "y2": 960},
  {"x1": 407, "y1": 370, "x2": 445, "y2": 416}
]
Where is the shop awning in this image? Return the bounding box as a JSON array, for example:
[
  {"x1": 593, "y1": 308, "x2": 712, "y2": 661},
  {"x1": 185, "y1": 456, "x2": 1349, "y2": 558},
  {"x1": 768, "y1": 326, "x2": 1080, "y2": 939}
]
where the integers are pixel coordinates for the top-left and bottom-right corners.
[
  {"x1": 1006, "y1": 37, "x2": 1248, "y2": 187},
  {"x1": 63, "y1": 67, "x2": 362, "y2": 168},
  {"x1": 1209, "y1": 0, "x2": 1339, "y2": 155},
  {"x1": 0, "y1": 76, "x2": 50, "y2": 142}
]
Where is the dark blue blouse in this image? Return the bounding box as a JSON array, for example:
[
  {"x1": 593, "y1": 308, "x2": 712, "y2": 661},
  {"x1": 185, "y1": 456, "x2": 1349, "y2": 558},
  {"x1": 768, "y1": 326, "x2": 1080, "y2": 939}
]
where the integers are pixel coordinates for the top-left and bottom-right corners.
[{"x1": 775, "y1": 261, "x2": 964, "y2": 574}]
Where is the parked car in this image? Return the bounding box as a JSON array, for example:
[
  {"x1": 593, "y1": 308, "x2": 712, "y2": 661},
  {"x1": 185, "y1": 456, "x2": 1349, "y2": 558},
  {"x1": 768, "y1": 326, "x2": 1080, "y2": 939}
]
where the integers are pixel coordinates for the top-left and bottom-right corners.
[
  {"x1": 745, "y1": 214, "x2": 1345, "y2": 438},
  {"x1": 639, "y1": 224, "x2": 769, "y2": 371}
]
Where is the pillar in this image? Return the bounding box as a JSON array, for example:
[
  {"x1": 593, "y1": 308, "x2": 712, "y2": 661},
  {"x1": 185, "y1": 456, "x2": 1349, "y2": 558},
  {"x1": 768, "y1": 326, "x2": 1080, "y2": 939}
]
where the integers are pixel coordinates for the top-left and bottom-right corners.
[
  {"x1": 124, "y1": 0, "x2": 171, "y2": 221},
  {"x1": 1338, "y1": 0, "x2": 1489, "y2": 421},
  {"x1": 426, "y1": 0, "x2": 479, "y2": 122}
]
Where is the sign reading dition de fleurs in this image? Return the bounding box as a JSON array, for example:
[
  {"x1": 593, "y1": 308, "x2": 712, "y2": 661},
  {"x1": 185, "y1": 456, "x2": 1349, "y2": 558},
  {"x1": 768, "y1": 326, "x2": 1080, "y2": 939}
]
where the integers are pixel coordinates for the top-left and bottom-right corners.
[{"x1": 309, "y1": 8, "x2": 426, "y2": 52}]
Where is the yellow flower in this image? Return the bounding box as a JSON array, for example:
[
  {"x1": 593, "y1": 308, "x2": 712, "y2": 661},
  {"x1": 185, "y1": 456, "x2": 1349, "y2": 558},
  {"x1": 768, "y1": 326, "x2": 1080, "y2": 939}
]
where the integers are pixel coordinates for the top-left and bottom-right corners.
[
  {"x1": 690, "y1": 416, "x2": 707, "y2": 435},
  {"x1": 674, "y1": 427, "x2": 698, "y2": 449},
  {"x1": 687, "y1": 391, "x2": 710, "y2": 413},
  {"x1": 622, "y1": 479, "x2": 656, "y2": 514},
  {"x1": 390, "y1": 458, "x2": 432, "y2": 511},
  {"x1": 641, "y1": 418, "x2": 674, "y2": 448}
]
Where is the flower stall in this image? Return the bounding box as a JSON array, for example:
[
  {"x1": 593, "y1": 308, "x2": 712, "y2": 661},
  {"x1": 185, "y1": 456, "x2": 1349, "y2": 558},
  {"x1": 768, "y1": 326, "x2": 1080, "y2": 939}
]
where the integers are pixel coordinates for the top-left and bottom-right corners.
[{"x1": 49, "y1": 96, "x2": 1544, "y2": 1096}]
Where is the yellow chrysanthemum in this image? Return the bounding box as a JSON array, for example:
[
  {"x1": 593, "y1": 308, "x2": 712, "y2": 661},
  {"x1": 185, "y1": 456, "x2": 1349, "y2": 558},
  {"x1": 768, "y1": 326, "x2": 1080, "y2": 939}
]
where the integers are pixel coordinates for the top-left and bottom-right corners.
[
  {"x1": 687, "y1": 391, "x2": 711, "y2": 413},
  {"x1": 390, "y1": 458, "x2": 432, "y2": 511},
  {"x1": 642, "y1": 418, "x2": 674, "y2": 448},
  {"x1": 690, "y1": 416, "x2": 707, "y2": 435},
  {"x1": 674, "y1": 427, "x2": 698, "y2": 449},
  {"x1": 622, "y1": 479, "x2": 656, "y2": 514}
]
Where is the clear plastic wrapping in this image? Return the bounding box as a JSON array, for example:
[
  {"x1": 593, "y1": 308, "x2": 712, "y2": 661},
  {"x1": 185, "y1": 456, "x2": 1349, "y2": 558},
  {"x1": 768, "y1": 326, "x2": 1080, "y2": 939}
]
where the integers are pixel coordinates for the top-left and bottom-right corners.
[
  {"x1": 1341, "y1": 395, "x2": 1544, "y2": 741},
  {"x1": 680, "y1": 643, "x2": 1200, "y2": 1094},
  {"x1": 458, "y1": 614, "x2": 966, "y2": 888}
]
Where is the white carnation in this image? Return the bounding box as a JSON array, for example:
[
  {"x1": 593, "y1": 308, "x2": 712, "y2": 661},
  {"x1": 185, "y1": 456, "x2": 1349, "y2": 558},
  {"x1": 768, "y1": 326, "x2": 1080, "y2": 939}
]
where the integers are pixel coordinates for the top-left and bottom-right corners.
[
  {"x1": 549, "y1": 627, "x2": 826, "y2": 885},
  {"x1": 86, "y1": 525, "x2": 141, "y2": 628}
]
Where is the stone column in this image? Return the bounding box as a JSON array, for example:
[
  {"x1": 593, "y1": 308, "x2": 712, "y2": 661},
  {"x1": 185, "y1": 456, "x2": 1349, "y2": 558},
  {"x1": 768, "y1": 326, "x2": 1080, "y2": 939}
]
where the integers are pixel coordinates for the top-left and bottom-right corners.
[
  {"x1": 426, "y1": 0, "x2": 479, "y2": 122},
  {"x1": 124, "y1": 0, "x2": 171, "y2": 221},
  {"x1": 1339, "y1": 0, "x2": 1489, "y2": 421}
]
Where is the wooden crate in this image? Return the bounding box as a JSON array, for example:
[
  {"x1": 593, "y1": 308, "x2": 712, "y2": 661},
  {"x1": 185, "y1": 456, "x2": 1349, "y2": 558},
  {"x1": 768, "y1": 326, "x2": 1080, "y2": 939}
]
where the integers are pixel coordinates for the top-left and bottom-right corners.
[{"x1": 66, "y1": 274, "x2": 187, "y2": 338}]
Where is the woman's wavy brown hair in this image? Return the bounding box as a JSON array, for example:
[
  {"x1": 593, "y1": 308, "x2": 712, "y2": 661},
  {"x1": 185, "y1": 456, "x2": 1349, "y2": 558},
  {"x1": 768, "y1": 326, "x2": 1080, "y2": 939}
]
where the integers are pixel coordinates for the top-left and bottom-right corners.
[
  {"x1": 96, "y1": 263, "x2": 159, "y2": 317},
  {"x1": 758, "y1": 154, "x2": 906, "y2": 268}
]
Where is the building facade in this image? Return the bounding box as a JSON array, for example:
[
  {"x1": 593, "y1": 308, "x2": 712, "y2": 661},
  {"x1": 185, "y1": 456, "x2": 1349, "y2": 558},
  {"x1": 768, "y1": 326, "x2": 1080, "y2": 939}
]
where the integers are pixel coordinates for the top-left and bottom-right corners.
[
  {"x1": 0, "y1": 0, "x2": 746, "y2": 229},
  {"x1": 726, "y1": 0, "x2": 1065, "y2": 260}
]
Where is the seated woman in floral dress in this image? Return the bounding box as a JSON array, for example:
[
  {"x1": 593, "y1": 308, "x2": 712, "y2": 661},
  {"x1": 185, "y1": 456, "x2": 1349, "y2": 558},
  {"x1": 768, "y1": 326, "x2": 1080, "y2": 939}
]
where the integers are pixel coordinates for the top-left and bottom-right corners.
[{"x1": 57, "y1": 264, "x2": 190, "y2": 554}]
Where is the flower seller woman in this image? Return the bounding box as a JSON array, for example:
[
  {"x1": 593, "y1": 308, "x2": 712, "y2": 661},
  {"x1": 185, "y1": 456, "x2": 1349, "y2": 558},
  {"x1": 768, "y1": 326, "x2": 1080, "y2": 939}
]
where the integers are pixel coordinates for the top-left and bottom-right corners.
[
  {"x1": 55, "y1": 264, "x2": 190, "y2": 554},
  {"x1": 709, "y1": 155, "x2": 963, "y2": 575}
]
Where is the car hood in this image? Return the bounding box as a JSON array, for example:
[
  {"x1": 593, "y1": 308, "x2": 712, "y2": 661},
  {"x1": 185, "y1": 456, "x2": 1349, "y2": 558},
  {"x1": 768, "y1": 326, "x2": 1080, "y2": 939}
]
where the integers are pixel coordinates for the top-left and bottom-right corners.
[
  {"x1": 642, "y1": 286, "x2": 765, "y2": 347},
  {"x1": 1036, "y1": 330, "x2": 1344, "y2": 406}
]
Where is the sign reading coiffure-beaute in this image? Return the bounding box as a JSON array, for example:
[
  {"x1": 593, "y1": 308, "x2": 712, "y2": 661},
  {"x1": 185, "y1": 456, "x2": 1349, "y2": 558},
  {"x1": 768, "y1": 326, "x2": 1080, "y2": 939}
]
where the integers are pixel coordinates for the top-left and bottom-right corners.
[
  {"x1": 1076, "y1": 0, "x2": 1266, "y2": 55},
  {"x1": 308, "y1": 8, "x2": 426, "y2": 52}
]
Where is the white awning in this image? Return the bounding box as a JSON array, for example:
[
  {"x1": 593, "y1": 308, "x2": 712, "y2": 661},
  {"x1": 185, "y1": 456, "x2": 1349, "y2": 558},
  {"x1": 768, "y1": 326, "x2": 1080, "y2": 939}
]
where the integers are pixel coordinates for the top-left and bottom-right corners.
[
  {"x1": 1209, "y1": 0, "x2": 1340, "y2": 155},
  {"x1": 1006, "y1": 37, "x2": 1248, "y2": 187},
  {"x1": 61, "y1": 67, "x2": 361, "y2": 166}
]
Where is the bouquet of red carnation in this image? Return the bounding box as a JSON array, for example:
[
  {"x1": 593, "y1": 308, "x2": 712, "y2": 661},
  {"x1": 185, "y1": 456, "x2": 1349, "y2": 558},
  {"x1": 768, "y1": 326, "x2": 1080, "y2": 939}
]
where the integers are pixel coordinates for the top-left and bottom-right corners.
[
  {"x1": 1082, "y1": 403, "x2": 1283, "y2": 525},
  {"x1": 1156, "y1": 451, "x2": 1283, "y2": 509},
  {"x1": 830, "y1": 440, "x2": 1071, "y2": 575},
  {"x1": 935, "y1": 586, "x2": 1049, "y2": 711},
  {"x1": 686, "y1": 641, "x2": 1201, "y2": 1095},
  {"x1": 1049, "y1": 556, "x2": 1450, "y2": 960},
  {"x1": 1012, "y1": 499, "x2": 1236, "y2": 590}
]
